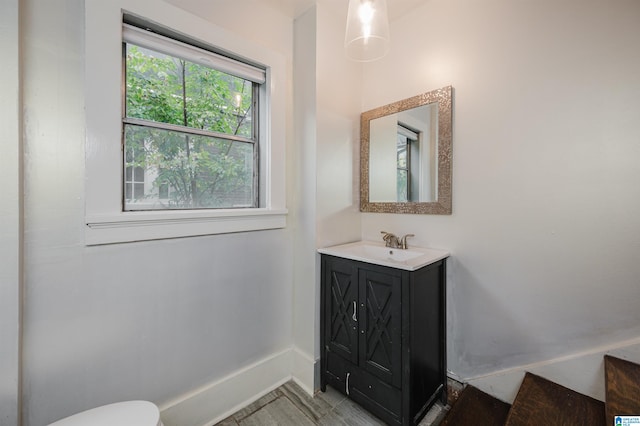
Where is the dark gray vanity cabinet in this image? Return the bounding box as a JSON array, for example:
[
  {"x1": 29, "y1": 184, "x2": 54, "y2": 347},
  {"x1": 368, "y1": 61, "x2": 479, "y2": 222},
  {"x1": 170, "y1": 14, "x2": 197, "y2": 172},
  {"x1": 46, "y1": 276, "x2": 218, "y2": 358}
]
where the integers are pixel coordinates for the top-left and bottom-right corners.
[{"x1": 320, "y1": 254, "x2": 447, "y2": 426}]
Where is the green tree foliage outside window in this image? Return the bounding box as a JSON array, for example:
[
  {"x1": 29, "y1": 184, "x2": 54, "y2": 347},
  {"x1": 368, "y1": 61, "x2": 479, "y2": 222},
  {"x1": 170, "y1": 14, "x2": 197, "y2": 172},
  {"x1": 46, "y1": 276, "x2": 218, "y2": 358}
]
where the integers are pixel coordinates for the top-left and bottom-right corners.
[{"x1": 124, "y1": 43, "x2": 257, "y2": 210}]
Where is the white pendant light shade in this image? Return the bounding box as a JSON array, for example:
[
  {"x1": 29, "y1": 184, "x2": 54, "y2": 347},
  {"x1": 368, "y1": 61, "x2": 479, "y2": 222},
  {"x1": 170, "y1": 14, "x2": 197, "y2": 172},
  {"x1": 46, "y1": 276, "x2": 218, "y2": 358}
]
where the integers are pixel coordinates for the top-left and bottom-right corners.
[{"x1": 344, "y1": 0, "x2": 390, "y2": 62}]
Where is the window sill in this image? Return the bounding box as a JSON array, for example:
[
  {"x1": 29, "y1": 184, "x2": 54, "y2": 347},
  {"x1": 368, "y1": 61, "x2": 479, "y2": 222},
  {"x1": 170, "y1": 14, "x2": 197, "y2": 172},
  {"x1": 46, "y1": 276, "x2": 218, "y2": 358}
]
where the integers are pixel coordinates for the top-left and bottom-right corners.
[{"x1": 85, "y1": 208, "x2": 287, "y2": 245}]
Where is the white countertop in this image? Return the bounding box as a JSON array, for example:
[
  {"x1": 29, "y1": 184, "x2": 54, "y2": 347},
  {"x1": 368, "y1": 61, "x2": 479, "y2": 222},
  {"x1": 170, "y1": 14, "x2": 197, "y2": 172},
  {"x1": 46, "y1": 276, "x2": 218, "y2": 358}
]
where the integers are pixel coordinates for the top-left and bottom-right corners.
[{"x1": 318, "y1": 240, "x2": 449, "y2": 271}]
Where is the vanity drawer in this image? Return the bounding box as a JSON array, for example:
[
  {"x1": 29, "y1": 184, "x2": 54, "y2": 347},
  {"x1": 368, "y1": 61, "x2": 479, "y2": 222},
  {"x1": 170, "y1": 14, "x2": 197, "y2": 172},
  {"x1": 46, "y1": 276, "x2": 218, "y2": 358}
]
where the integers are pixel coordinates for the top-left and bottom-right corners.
[
  {"x1": 325, "y1": 352, "x2": 402, "y2": 424},
  {"x1": 351, "y1": 369, "x2": 402, "y2": 424},
  {"x1": 324, "y1": 351, "x2": 352, "y2": 388}
]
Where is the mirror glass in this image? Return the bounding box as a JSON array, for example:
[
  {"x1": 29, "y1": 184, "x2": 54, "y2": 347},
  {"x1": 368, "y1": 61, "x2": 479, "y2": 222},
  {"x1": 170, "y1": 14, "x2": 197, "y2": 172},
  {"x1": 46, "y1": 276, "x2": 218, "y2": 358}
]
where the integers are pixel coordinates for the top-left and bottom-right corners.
[{"x1": 360, "y1": 86, "x2": 452, "y2": 214}]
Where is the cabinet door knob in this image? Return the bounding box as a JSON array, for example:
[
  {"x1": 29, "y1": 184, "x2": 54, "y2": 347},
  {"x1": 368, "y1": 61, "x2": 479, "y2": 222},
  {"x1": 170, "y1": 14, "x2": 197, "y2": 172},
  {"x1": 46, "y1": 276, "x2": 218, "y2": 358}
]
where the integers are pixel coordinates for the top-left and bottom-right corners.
[{"x1": 352, "y1": 301, "x2": 357, "y2": 322}]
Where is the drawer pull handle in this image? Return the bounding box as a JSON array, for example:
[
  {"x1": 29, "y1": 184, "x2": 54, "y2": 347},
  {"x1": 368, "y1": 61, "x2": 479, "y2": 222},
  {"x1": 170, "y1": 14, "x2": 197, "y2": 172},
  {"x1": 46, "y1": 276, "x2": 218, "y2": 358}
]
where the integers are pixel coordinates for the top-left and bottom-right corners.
[
  {"x1": 346, "y1": 372, "x2": 350, "y2": 395},
  {"x1": 352, "y1": 301, "x2": 357, "y2": 322}
]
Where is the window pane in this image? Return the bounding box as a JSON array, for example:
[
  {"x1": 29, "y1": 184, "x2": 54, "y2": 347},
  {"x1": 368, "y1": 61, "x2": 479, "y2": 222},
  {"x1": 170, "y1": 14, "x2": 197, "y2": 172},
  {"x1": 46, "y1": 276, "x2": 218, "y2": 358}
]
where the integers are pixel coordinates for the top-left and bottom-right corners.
[
  {"x1": 397, "y1": 170, "x2": 408, "y2": 202},
  {"x1": 124, "y1": 124, "x2": 255, "y2": 210},
  {"x1": 134, "y1": 183, "x2": 145, "y2": 198},
  {"x1": 159, "y1": 182, "x2": 169, "y2": 199},
  {"x1": 125, "y1": 44, "x2": 254, "y2": 138},
  {"x1": 134, "y1": 166, "x2": 144, "y2": 181},
  {"x1": 397, "y1": 135, "x2": 408, "y2": 169}
]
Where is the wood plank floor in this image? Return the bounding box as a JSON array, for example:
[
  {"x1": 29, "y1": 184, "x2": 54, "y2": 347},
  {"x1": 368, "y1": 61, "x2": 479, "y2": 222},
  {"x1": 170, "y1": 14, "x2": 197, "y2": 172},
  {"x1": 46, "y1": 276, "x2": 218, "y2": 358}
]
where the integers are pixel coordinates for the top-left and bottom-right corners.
[{"x1": 215, "y1": 381, "x2": 448, "y2": 426}]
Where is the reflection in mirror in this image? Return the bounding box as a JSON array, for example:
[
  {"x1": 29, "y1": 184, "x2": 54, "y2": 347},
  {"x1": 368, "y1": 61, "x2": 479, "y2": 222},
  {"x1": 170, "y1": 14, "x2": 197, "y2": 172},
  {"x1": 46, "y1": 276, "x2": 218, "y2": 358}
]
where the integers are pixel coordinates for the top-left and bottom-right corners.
[
  {"x1": 361, "y1": 86, "x2": 452, "y2": 214},
  {"x1": 369, "y1": 103, "x2": 437, "y2": 202}
]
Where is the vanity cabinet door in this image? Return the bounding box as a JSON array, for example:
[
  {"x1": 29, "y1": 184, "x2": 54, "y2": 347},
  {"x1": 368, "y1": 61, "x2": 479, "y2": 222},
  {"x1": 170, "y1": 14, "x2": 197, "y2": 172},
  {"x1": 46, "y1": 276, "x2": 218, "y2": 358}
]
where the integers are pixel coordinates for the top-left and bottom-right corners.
[
  {"x1": 323, "y1": 257, "x2": 359, "y2": 365},
  {"x1": 359, "y1": 268, "x2": 402, "y2": 388}
]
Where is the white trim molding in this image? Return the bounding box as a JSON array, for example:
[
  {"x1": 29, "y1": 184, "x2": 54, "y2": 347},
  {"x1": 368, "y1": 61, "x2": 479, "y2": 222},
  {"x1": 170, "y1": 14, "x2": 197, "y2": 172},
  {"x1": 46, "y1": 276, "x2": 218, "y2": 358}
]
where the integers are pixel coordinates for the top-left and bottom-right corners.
[
  {"x1": 463, "y1": 336, "x2": 640, "y2": 404},
  {"x1": 159, "y1": 348, "x2": 292, "y2": 426},
  {"x1": 85, "y1": 208, "x2": 287, "y2": 245},
  {"x1": 291, "y1": 346, "x2": 318, "y2": 396}
]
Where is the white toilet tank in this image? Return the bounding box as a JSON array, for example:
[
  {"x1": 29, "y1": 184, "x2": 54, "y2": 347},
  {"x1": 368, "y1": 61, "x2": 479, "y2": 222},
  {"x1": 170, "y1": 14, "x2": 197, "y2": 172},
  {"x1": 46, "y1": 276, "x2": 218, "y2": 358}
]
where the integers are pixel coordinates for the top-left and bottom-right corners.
[{"x1": 48, "y1": 400, "x2": 164, "y2": 426}]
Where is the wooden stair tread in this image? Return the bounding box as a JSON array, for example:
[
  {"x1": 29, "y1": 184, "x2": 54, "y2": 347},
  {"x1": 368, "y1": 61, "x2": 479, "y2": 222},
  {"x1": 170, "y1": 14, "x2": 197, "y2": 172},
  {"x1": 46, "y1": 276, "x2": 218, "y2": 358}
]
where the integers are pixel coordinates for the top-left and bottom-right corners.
[
  {"x1": 605, "y1": 355, "x2": 640, "y2": 426},
  {"x1": 504, "y1": 372, "x2": 605, "y2": 426},
  {"x1": 441, "y1": 385, "x2": 511, "y2": 426}
]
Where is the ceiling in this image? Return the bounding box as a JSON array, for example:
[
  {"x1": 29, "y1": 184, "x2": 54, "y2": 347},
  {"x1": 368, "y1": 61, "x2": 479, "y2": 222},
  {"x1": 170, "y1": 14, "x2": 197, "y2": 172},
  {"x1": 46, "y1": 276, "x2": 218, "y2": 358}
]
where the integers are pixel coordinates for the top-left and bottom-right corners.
[
  {"x1": 181, "y1": 0, "x2": 429, "y2": 21},
  {"x1": 259, "y1": 0, "x2": 316, "y2": 18}
]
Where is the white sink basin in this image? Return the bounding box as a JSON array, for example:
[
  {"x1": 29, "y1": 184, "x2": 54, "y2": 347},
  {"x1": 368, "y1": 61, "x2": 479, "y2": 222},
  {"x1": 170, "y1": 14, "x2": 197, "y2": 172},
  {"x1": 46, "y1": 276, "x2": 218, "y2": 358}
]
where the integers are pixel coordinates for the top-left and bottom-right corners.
[{"x1": 318, "y1": 241, "x2": 449, "y2": 271}]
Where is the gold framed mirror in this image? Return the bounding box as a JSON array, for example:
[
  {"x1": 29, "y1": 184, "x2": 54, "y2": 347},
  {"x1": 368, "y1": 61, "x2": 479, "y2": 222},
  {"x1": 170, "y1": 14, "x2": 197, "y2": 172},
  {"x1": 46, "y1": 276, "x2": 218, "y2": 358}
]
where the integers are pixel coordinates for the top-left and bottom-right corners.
[{"x1": 360, "y1": 85, "x2": 453, "y2": 214}]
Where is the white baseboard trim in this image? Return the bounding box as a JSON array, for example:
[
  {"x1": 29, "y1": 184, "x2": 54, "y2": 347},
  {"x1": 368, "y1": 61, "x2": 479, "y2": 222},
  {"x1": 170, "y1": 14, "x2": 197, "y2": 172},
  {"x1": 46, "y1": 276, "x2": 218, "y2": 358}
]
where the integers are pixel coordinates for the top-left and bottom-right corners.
[
  {"x1": 463, "y1": 336, "x2": 640, "y2": 404},
  {"x1": 291, "y1": 346, "x2": 317, "y2": 395},
  {"x1": 159, "y1": 348, "x2": 293, "y2": 426}
]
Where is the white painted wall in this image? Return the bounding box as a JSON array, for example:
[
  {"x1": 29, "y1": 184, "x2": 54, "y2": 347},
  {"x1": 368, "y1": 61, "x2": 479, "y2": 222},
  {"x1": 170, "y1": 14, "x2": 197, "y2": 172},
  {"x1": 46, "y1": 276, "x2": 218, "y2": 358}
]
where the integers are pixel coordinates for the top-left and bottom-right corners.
[
  {"x1": 370, "y1": 114, "x2": 399, "y2": 202},
  {"x1": 315, "y1": 0, "x2": 362, "y2": 251},
  {"x1": 164, "y1": 0, "x2": 295, "y2": 58},
  {"x1": 290, "y1": 1, "x2": 363, "y2": 392},
  {"x1": 361, "y1": 0, "x2": 640, "y2": 389},
  {"x1": 0, "y1": 1, "x2": 21, "y2": 425},
  {"x1": 20, "y1": 1, "x2": 295, "y2": 425},
  {"x1": 292, "y1": 6, "x2": 319, "y2": 392}
]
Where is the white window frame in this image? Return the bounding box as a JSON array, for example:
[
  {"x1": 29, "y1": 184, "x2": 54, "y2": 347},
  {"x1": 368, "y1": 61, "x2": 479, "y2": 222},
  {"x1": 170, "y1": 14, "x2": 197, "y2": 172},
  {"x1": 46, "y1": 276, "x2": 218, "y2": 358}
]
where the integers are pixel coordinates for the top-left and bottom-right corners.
[{"x1": 84, "y1": 0, "x2": 287, "y2": 245}]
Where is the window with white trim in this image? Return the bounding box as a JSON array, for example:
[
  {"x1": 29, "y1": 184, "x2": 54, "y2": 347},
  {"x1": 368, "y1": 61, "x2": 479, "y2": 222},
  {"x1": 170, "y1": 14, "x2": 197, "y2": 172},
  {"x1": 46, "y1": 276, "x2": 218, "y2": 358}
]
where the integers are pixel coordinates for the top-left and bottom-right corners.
[
  {"x1": 83, "y1": 4, "x2": 287, "y2": 245},
  {"x1": 122, "y1": 23, "x2": 263, "y2": 211}
]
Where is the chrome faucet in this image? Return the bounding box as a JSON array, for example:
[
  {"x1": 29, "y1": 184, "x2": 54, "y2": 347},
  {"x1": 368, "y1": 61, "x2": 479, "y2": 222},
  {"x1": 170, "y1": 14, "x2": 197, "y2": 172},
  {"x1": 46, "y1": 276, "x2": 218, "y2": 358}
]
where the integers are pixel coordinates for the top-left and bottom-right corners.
[
  {"x1": 380, "y1": 231, "x2": 400, "y2": 248},
  {"x1": 400, "y1": 234, "x2": 415, "y2": 250},
  {"x1": 381, "y1": 231, "x2": 415, "y2": 249}
]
